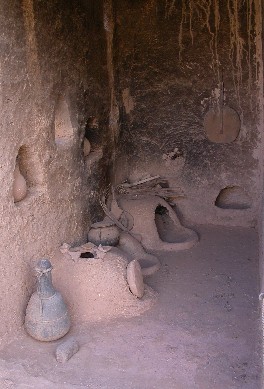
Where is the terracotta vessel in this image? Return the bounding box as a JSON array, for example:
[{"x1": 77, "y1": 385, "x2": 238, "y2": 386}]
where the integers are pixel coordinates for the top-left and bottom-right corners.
[
  {"x1": 88, "y1": 217, "x2": 120, "y2": 246},
  {"x1": 25, "y1": 259, "x2": 70, "y2": 342},
  {"x1": 13, "y1": 163, "x2": 27, "y2": 202}
]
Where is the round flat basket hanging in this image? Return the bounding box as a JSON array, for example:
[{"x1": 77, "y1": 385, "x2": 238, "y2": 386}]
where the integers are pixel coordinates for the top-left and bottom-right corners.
[{"x1": 204, "y1": 106, "x2": 240, "y2": 143}]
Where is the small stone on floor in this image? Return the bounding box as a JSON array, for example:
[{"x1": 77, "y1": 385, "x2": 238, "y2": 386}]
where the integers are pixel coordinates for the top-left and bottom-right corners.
[{"x1": 55, "y1": 337, "x2": 79, "y2": 363}]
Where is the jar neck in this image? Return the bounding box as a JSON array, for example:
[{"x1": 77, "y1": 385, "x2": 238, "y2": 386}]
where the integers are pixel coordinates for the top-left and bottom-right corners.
[{"x1": 37, "y1": 271, "x2": 55, "y2": 298}]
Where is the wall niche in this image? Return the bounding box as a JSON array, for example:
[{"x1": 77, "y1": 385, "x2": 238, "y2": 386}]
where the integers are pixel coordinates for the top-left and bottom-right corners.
[
  {"x1": 54, "y1": 95, "x2": 74, "y2": 146},
  {"x1": 13, "y1": 145, "x2": 44, "y2": 204},
  {"x1": 215, "y1": 186, "x2": 251, "y2": 210},
  {"x1": 13, "y1": 155, "x2": 27, "y2": 203}
]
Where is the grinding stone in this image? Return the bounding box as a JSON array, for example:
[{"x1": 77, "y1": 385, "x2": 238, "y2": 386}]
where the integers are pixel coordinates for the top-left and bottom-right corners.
[{"x1": 127, "y1": 260, "x2": 144, "y2": 298}]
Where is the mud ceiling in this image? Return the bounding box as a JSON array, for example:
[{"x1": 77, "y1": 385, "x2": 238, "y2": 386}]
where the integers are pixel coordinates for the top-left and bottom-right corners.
[{"x1": 0, "y1": 0, "x2": 263, "y2": 342}]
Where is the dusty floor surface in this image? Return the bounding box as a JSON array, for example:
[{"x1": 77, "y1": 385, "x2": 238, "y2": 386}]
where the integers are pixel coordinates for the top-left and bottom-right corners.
[{"x1": 0, "y1": 225, "x2": 261, "y2": 389}]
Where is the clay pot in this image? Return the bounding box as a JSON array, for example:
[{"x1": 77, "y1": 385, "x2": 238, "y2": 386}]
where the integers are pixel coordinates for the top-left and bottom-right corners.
[
  {"x1": 88, "y1": 217, "x2": 120, "y2": 246},
  {"x1": 25, "y1": 259, "x2": 70, "y2": 342},
  {"x1": 83, "y1": 137, "x2": 91, "y2": 157},
  {"x1": 13, "y1": 163, "x2": 27, "y2": 203}
]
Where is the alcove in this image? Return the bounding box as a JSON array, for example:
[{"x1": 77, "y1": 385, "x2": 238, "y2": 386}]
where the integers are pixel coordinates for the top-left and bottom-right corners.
[
  {"x1": 54, "y1": 95, "x2": 74, "y2": 145},
  {"x1": 13, "y1": 145, "x2": 45, "y2": 203},
  {"x1": 215, "y1": 186, "x2": 251, "y2": 210},
  {"x1": 13, "y1": 150, "x2": 27, "y2": 203},
  {"x1": 19, "y1": 145, "x2": 44, "y2": 186}
]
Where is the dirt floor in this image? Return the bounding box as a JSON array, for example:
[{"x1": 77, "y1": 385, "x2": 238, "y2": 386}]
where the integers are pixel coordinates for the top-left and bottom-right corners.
[{"x1": 0, "y1": 225, "x2": 261, "y2": 389}]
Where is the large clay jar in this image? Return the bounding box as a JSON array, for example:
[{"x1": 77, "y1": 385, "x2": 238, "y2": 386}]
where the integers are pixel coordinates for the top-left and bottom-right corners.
[
  {"x1": 88, "y1": 217, "x2": 120, "y2": 246},
  {"x1": 25, "y1": 259, "x2": 70, "y2": 342},
  {"x1": 13, "y1": 163, "x2": 27, "y2": 202}
]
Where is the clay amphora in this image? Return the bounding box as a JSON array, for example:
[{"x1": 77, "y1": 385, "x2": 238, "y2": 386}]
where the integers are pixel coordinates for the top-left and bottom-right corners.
[
  {"x1": 88, "y1": 216, "x2": 120, "y2": 246},
  {"x1": 25, "y1": 259, "x2": 70, "y2": 341},
  {"x1": 13, "y1": 163, "x2": 27, "y2": 202}
]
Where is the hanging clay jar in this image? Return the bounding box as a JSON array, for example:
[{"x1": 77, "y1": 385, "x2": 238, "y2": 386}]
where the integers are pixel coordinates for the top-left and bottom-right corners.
[
  {"x1": 13, "y1": 162, "x2": 27, "y2": 203},
  {"x1": 25, "y1": 259, "x2": 70, "y2": 342},
  {"x1": 83, "y1": 137, "x2": 91, "y2": 157},
  {"x1": 88, "y1": 216, "x2": 120, "y2": 246}
]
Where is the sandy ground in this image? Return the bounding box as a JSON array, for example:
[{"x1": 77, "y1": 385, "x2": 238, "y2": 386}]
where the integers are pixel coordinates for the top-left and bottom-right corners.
[{"x1": 0, "y1": 225, "x2": 261, "y2": 389}]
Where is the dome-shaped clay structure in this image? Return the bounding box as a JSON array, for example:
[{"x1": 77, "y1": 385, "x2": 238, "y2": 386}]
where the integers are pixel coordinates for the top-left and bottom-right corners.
[{"x1": 118, "y1": 196, "x2": 198, "y2": 252}]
